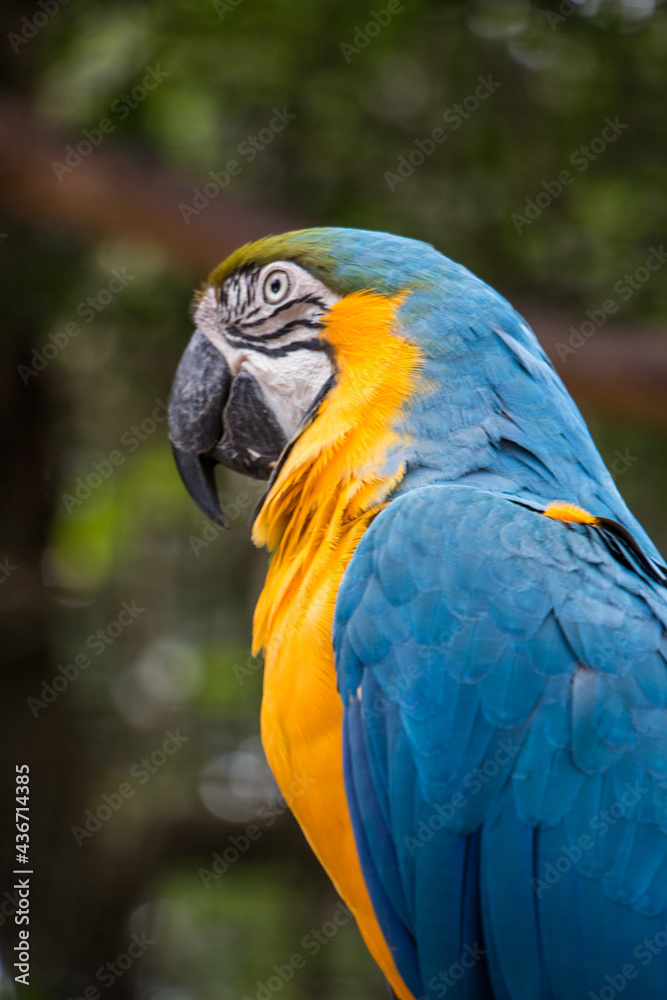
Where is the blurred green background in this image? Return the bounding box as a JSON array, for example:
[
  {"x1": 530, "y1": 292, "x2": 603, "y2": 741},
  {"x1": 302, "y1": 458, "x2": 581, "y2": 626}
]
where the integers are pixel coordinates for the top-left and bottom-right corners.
[{"x1": 1, "y1": 1, "x2": 666, "y2": 997}]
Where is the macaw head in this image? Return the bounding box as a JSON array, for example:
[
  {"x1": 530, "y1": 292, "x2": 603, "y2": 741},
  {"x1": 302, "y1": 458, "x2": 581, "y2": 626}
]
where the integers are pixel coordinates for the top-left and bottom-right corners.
[
  {"x1": 169, "y1": 226, "x2": 632, "y2": 538},
  {"x1": 169, "y1": 226, "x2": 428, "y2": 526},
  {"x1": 169, "y1": 231, "x2": 338, "y2": 525}
]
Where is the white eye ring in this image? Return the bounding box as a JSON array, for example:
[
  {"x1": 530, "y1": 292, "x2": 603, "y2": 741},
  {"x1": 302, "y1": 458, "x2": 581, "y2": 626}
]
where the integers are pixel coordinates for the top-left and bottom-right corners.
[{"x1": 263, "y1": 269, "x2": 290, "y2": 305}]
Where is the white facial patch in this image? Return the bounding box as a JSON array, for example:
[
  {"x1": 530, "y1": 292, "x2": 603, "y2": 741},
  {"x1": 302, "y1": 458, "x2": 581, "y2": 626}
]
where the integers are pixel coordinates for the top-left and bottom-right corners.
[
  {"x1": 194, "y1": 262, "x2": 340, "y2": 440},
  {"x1": 239, "y1": 348, "x2": 333, "y2": 439}
]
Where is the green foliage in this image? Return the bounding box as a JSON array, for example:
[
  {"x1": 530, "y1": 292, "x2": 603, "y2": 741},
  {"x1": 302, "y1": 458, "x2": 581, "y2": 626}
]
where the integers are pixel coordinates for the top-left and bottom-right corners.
[{"x1": 31, "y1": 0, "x2": 667, "y2": 303}]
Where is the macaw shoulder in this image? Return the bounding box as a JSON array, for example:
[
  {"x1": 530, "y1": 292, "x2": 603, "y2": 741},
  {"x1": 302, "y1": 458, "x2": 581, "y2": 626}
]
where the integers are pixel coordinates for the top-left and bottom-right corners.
[{"x1": 334, "y1": 483, "x2": 667, "y2": 768}]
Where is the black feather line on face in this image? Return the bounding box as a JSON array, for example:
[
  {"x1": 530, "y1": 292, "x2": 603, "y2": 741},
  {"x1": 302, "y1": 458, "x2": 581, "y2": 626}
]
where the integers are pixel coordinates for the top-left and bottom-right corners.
[
  {"x1": 217, "y1": 267, "x2": 261, "y2": 315},
  {"x1": 222, "y1": 337, "x2": 326, "y2": 358},
  {"x1": 225, "y1": 319, "x2": 324, "y2": 347},
  {"x1": 240, "y1": 293, "x2": 329, "y2": 329}
]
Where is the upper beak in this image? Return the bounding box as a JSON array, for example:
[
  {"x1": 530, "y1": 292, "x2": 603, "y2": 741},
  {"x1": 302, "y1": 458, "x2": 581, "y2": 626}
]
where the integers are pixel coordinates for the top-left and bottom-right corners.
[
  {"x1": 168, "y1": 331, "x2": 232, "y2": 528},
  {"x1": 169, "y1": 330, "x2": 289, "y2": 527}
]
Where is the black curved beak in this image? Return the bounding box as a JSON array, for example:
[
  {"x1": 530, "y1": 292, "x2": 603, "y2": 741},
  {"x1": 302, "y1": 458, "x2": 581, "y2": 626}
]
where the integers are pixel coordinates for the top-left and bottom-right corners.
[
  {"x1": 169, "y1": 331, "x2": 232, "y2": 528},
  {"x1": 168, "y1": 331, "x2": 288, "y2": 527}
]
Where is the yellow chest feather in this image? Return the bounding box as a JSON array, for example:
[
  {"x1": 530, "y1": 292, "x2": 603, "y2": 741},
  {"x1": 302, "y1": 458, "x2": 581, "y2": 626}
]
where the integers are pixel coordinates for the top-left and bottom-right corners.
[{"x1": 250, "y1": 290, "x2": 421, "y2": 1000}]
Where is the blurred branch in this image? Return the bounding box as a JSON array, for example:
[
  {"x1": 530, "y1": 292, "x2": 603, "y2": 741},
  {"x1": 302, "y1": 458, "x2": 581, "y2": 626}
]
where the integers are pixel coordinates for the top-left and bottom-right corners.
[
  {"x1": 0, "y1": 97, "x2": 666, "y2": 426},
  {"x1": 0, "y1": 96, "x2": 302, "y2": 274}
]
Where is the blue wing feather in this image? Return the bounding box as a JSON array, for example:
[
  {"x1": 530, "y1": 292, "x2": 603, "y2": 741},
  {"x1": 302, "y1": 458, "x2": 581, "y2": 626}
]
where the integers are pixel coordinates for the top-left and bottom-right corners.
[{"x1": 335, "y1": 484, "x2": 667, "y2": 999}]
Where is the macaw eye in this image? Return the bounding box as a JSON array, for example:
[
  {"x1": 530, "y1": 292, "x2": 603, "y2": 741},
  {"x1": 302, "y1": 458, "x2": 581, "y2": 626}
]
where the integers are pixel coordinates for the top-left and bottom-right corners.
[{"x1": 263, "y1": 269, "x2": 290, "y2": 305}]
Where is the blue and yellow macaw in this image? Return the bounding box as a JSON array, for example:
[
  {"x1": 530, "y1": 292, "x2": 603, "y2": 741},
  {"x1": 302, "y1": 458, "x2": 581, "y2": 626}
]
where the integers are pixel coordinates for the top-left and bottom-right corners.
[{"x1": 168, "y1": 228, "x2": 667, "y2": 999}]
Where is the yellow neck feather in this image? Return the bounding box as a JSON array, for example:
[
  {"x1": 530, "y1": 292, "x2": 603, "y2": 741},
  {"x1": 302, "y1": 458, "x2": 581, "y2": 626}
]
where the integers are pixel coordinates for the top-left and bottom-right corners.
[{"x1": 251, "y1": 290, "x2": 422, "y2": 652}]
